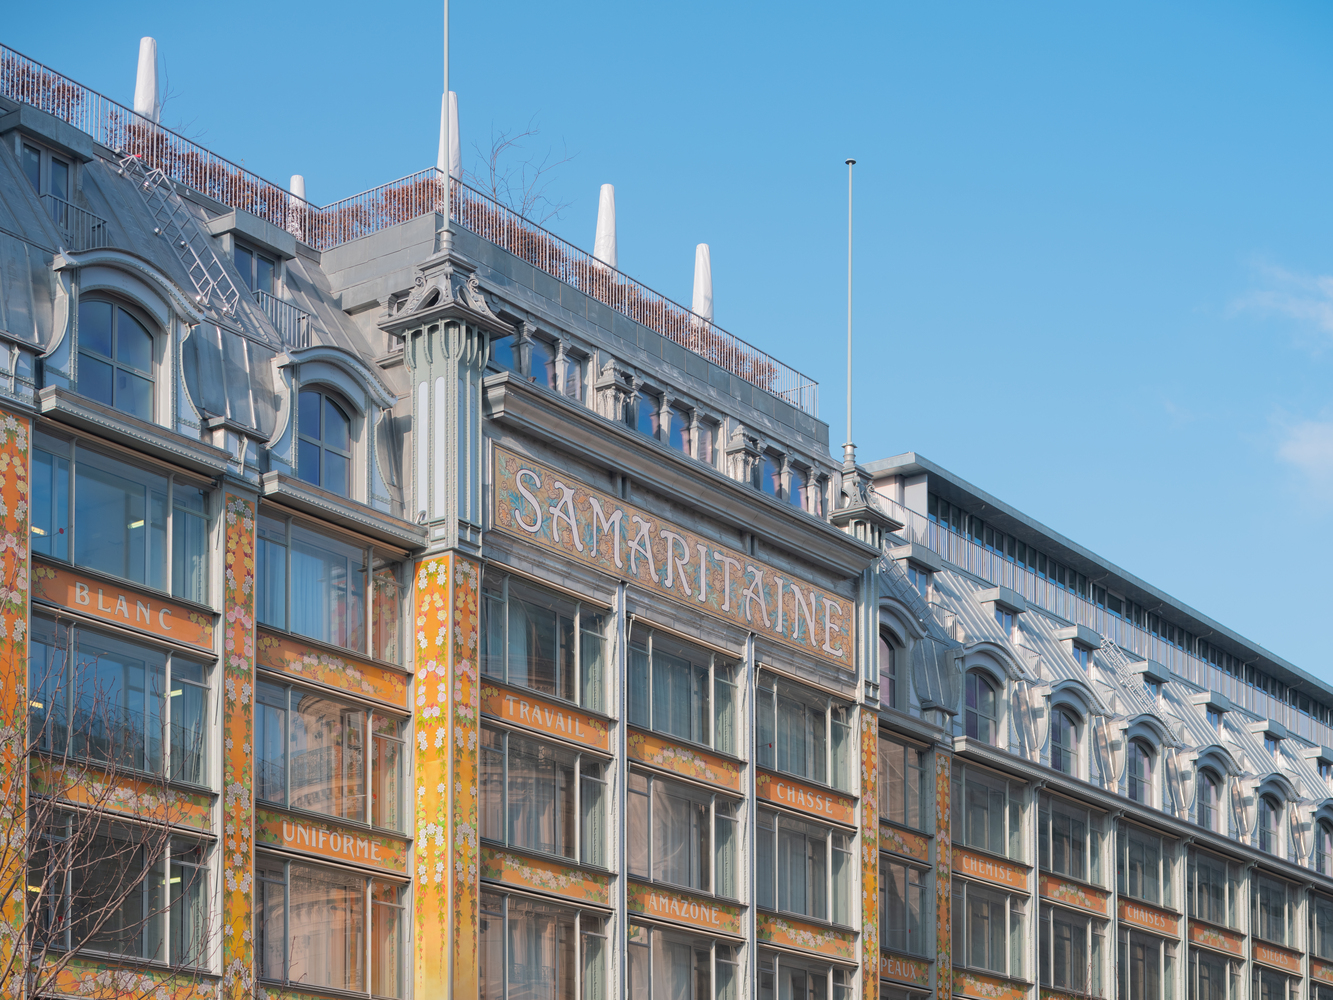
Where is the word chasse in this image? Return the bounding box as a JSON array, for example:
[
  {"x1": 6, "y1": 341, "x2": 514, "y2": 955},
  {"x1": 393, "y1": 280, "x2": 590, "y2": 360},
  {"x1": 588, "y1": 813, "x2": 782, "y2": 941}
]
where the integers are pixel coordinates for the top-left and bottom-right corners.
[{"x1": 494, "y1": 447, "x2": 855, "y2": 667}]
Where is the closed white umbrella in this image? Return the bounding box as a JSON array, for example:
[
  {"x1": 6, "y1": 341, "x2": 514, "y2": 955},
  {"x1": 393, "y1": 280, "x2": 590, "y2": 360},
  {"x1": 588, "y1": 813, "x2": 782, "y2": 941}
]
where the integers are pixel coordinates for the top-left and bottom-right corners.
[
  {"x1": 593, "y1": 184, "x2": 617, "y2": 268},
  {"x1": 133, "y1": 37, "x2": 160, "y2": 123},
  {"x1": 692, "y1": 243, "x2": 713, "y2": 323}
]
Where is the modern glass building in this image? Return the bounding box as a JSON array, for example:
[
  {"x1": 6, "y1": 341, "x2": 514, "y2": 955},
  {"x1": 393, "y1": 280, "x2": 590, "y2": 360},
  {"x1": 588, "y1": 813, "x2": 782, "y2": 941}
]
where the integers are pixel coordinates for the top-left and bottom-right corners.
[{"x1": 2, "y1": 38, "x2": 1332, "y2": 1000}]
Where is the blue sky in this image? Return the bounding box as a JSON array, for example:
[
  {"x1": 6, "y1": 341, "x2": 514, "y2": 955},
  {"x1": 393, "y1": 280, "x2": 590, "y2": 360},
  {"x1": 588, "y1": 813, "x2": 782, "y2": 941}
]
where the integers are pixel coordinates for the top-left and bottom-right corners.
[{"x1": 7, "y1": 1, "x2": 1333, "y2": 675}]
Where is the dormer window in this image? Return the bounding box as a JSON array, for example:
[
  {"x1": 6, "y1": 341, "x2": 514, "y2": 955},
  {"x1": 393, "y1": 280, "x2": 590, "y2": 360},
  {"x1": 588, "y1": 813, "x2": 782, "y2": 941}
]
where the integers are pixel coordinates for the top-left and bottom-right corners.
[
  {"x1": 668, "y1": 404, "x2": 693, "y2": 455},
  {"x1": 77, "y1": 297, "x2": 154, "y2": 421},
  {"x1": 296, "y1": 389, "x2": 352, "y2": 497},
  {"x1": 635, "y1": 388, "x2": 660, "y2": 438},
  {"x1": 1206, "y1": 707, "x2": 1223, "y2": 730},
  {"x1": 1264, "y1": 735, "x2": 1280, "y2": 756},
  {"x1": 235, "y1": 244, "x2": 276, "y2": 295},
  {"x1": 761, "y1": 451, "x2": 781, "y2": 496}
]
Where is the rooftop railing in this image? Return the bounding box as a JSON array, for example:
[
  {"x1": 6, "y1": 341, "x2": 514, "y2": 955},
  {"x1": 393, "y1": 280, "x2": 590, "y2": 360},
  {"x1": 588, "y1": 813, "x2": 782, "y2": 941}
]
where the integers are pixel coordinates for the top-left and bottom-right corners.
[
  {"x1": 0, "y1": 42, "x2": 820, "y2": 415},
  {"x1": 253, "y1": 289, "x2": 314, "y2": 350},
  {"x1": 40, "y1": 194, "x2": 110, "y2": 252}
]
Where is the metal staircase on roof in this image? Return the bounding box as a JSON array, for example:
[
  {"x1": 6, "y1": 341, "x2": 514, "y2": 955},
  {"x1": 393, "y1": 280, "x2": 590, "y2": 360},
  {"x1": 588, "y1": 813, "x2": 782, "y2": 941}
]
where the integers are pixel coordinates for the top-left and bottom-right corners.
[
  {"x1": 1096, "y1": 634, "x2": 1175, "y2": 737},
  {"x1": 118, "y1": 153, "x2": 240, "y2": 316}
]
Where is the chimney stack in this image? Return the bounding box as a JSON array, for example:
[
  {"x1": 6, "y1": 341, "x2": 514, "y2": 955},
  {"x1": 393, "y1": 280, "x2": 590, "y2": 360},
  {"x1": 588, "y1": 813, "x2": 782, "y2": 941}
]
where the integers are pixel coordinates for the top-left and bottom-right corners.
[
  {"x1": 593, "y1": 184, "x2": 617, "y2": 269},
  {"x1": 692, "y1": 244, "x2": 713, "y2": 324},
  {"x1": 436, "y1": 91, "x2": 461, "y2": 179},
  {"x1": 133, "y1": 37, "x2": 160, "y2": 123},
  {"x1": 289, "y1": 175, "x2": 306, "y2": 201}
]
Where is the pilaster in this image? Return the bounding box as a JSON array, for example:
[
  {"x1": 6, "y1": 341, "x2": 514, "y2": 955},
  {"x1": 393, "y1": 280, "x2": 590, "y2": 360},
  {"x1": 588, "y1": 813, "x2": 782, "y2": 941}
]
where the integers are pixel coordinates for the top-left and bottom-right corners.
[
  {"x1": 861, "y1": 707, "x2": 880, "y2": 987},
  {"x1": 221, "y1": 490, "x2": 258, "y2": 999},
  {"x1": 0, "y1": 411, "x2": 29, "y2": 992}
]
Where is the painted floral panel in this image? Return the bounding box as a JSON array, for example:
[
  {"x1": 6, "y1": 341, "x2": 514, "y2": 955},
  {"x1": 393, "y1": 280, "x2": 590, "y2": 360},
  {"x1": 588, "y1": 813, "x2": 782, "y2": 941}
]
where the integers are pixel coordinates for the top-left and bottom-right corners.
[
  {"x1": 1038, "y1": 873, "x2": 1110, "y2": 915},
  {"x1": 46, "y1": 954, "x2": 220, "y2": 999},
  {"x1": 256, "y1": 628, "x2": 408, "y2": 707},
  {"x1": 628, "y1": 729, "x2": 738, "y2": 789},
  {"x1": 1311, "y1": 958, "x2": 1333, "y2": 985},
  {"x1": 953, "y1": 968, "x2": 1030, "y2": 1000},
  {"x1": 935, "y1": 751, "x2": 953, "y2": 988},
  {"x1": 0, "y1": 412, "x2": 30, "y2": 986},
  {"x1": 481, "y1": 846, "x2": 611, "y2": 906},
  {"x1": 30, "y1": 762, "x2": 212, "y2": 830},
  {"x1": 451, "y1": 555, "x2": 481, "y2": 1000},
  {"x1": 880, "y1": 822, "x2": 930, "y2": 862},
  {"x1": 221, "y1": 494, "x2": 256, "y2": 1000},
  {"x1": 756, "y1": 914, "x2": 856, "y2": 962},
  {"x1": 756, "y1": 769, "x2": 855, "y2": 826},
  {"x1": 860, "y1": 708, "x2": 880, "y2": 982},
  {"x1": 413, "y1": 555, "x2": 451, "y2": 994}
]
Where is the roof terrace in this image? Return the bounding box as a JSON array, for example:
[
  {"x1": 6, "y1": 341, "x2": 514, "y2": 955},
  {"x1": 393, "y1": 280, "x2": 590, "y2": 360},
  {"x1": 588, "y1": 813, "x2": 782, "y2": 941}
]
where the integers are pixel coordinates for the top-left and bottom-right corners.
[{"x1": 0, "y1": 43, "x2": 819, "y2": 415}]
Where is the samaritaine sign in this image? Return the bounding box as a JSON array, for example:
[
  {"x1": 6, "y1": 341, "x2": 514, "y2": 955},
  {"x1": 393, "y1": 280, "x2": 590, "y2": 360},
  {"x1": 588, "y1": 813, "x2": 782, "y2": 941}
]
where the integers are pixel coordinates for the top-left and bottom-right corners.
[{"x1": 493, "y1": 446, "x2": 854, "y2": 668}]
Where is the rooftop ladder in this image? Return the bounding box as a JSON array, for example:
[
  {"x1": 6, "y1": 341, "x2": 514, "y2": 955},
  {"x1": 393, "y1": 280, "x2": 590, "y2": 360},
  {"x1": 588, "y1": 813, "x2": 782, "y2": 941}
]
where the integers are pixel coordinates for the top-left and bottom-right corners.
[{"x1": 118, "y1": 153, "x2": 240, "y2": 316}]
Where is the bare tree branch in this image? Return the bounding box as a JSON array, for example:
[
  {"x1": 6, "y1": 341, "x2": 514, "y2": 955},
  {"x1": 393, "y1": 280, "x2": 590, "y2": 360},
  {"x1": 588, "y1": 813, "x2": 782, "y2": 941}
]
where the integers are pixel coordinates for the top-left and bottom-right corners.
[{"x1": 467, "y1": 117, "x2": 577, "y2": 226}]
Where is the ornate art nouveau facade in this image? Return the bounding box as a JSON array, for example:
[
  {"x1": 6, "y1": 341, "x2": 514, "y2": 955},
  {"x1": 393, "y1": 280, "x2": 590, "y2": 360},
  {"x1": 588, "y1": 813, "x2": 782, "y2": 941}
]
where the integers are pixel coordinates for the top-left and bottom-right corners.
[{"x1": 2, "y1": 40, "x2": 1333, "y2": 1000}]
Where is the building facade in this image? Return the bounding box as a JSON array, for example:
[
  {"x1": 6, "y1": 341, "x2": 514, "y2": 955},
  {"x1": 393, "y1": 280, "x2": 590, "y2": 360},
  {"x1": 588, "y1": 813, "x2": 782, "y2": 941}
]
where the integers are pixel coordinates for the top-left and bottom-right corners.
[{"x1": 2, "y1": 38, "x2": 1333, "y2": 1000}]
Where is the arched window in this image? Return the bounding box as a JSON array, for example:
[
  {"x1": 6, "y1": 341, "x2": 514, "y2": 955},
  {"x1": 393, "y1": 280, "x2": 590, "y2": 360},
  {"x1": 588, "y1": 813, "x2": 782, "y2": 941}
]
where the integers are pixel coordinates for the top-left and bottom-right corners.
[
  {"x1": 1258, "y1": 795, "x2": 1281, "y2": 855},
  {"x1": 297, "y1": 389, "x2": 352, "y2": 497},
  {"x1": 880, "y1": 634, "x2": 898, "y2": 710},
  {"x1": 1197, "y1": 771, "x2": 1220, "y2": 832},
  {"x1": 1317, "y1": 821, "x2": 1333, "y2": 876},
  {"x1": 965, "y1": 671, "x2": 999, "y2": 745},
  {"x1": 77, "y1": 296, "x2": 154, "y2": 420},
  {"x1": 1050, "y1": 710, "x2": 1079, "y2": 775},
  {"x1": 1127, "y1": 740, "x2": 1154, "y2": 804}
]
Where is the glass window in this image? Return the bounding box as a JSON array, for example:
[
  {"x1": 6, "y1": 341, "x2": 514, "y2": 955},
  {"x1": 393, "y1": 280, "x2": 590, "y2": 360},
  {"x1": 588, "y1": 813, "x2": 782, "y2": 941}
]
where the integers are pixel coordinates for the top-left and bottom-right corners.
[
  {"x1": 479, "y1": 890, "x2": 606, "y2": 1000},
  {"x1": 562, "y1": 353, "x2": 585, "y2": 402},
  {"x1": 636, "y1": 390, "x2": 660, "y2": 438},
  {"x1": 481, "y1": 570, "x2": 607, "y2": 712},
  {"x1": 28, "y1": 816, "x2": 210, "y2": 966},
  {"x1": 1257, "y1": 795, "x2": 1281, "y2": 856},
  {"x1": 697, "y1": 420, "x2": 716, "y2": 466},
  {"x1": 1319, "y1": 822, "x2": 1333, "y2": 877},
  {"x1": 1050, "y1": 710, "x2": 1079, "y2": 776},
  {"x1": 1187, "y1": 851, "x2": 1239, "y2": 928},
  {"x1": 756, "y1": 674, "x2": 850, "y2": 789},
  {"x1": 1190, "y1": 948, "x2": 1241, "y2": 1000},
  {"x1": 628, "y1": 925, "x2": 738, "y2": 1000},
  {"x1": 22, "y1": 142, "x2": 41, "y2": 190},
  {"x1": 965, "y1": 671, "x2": 999, "y2": 745},
  {"x1": 491, "y1": 335, "x2": 519, "y2": 374},
  {"x1": 1038, "y1": 794, "x2": 1104, "y2": 885},
  {"x1": 789, "y1": 467, "x2": 807, "y2": 510},
  {"x1": 1313, "y1": 894, "x2": 1333, "y2": 959},
  {"x1": 627, "y1": 770, "x2": 736, "y2": 898},
  {"x1": 630, "y1": 627, "x2": 737, "y2": 755},
  {"x1": 881, "y1": 636, "x2": 898, "y2": 711},
  {"x1": 756, "y1": 955, "x2": 851, "y2": 1000},
  {"x1": 256, "y1": 857, "x2": 403, "y2": 997},
  {"x1": 1118, "y1": 825, "x2": 1174, "y2": 908},
  {"x1": 77, "y1": 298, "x2": 154, "y2": 420},
  {"x1": 236, "y1": 244, "x2": 276, "y2": 295},
  {"x1": 1118, "y1": 930, "x2": 1175, "y2": 1000},
  {"x1": 481, "y1": 726, "x2": 604, "y2": 866},
  {"x1": 1040, "y1": 904, "x2": 1106, "y2": 996},
  {"x1": 762, "y1": 453, "x2": 781, "y2": 496},
  {"x1": 906, "y1": 565, "x2": 931, "y2": 600},
  {"x1": 756, "y1": 809, "x2": 851, "y2": 923},
  {"x1": 669, "y1": 405, "x2": 693, "y2": 455},
  {"x1": 1127, "y1": 740, "x2": 1154, "y2": 805},
  {"x1": 1252, "y1": 875, "x2": 1290, "y2": 946},
  {"x1": 1196, "y1": 772, "x2": 1220, "y2": 833},
  {"x1": 1251, "y1": 968, "x2": 1295, "y2": 1000},
  {"x1": 880, "y1": 736, "x2": 928, "y2": 832},
  {"x1": 32, "y1": 435, "x2": 209, "y2": 599},
  {"x1": 255, "y1": 514, "x2": 396, "y2": 657},
  {"x1": 880, "y1": 856, "x2": 928, "y2": 955},
  {"x1": 371, "y1": 556, "x2": 404, "y2": 667},
  {"x1": 29, "y1": 618, "x2": 208, "y2": 783},
  {"x1": 296, "y1": 389, "x2": 353, "y2": 497},
  {"x1": 255, "y1": 680, "x2": 404, "y2": 830},
  {"x1": 530, "y1": 338, "x2": 557, "y2": 390},
  {"x1": 951, "y1": 880, "x2": 1026, "y2": 977},
  {"x1": 951, "y1": 764, "x2": 1024, "y2": 860}
]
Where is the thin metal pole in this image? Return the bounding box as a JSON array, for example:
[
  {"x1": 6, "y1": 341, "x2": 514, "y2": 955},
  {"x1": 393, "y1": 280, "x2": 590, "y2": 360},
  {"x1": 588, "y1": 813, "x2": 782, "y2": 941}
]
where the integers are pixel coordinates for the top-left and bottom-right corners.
[
  {"x1": 845, "y1": 158, "x2": 856, "y2": 457},
  {"x1": 442, "y1": 0, "x2": 452, "y2": 246}
]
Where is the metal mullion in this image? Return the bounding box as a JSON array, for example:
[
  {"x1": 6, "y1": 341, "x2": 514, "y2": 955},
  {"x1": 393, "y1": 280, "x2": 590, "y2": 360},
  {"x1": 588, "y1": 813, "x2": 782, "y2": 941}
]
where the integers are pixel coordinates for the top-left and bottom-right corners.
[
  {"x1": 283, "y1": 516, "x2": 293, "y2": 633},
  {"x1": 364, "y1": 875, "x2": 372, "y2": 994},
  {"x1": 502, "y1": 731, "x2": 510, "y2": 847},
  {"x1": 284, "y1": 686, "x2": 292, "y2": 809},
  {"x1": 365, "y1": 545, "x2": 374, "y2": 659},
  {"x1": 575, "y1": 752, "x2": 582, "y2": 864},
  {"x1": 67, "y1": 439, "x2": 77, "y2": 564},
  {"x1": 709, "y1": 793, "x2": 716, "y2": 896},
  {"x1": 502, "y1": 575, "x2": 510, "y2": 686},
  {"x1": 575, "y1": 910, "x2": 582, "y2": 1000},
  {"x1": 163, "y1": 649, "x2": 173, "y2": 781},
  {"x1": 502, "y1": 894, "x2": 510, "y2": 998}
]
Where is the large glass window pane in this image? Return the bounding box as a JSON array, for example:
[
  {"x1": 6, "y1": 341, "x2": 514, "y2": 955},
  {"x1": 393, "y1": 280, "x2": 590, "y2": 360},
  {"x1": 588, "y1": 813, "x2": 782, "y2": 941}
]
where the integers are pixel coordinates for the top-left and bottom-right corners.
[
  {"x1": 170, "y1": 659, "x2": 207, "y2": 784},
  {"x1": 652, "y1": 780, "x2": 710, "y2": 891},
  {"x1": 287, "y1": 863, "x2": 365, "y2": 992},
  {"x1": 372, "y1": 715, "x2": 403, "y2": 831},
  {"x1": 31, "y1": 445, "x2": 69, "y2": 559},
  {"x1": 371, "y1": 881, "x2": 404, "y2": 998},
  {"x1": 170, "y1": 841, "x2": 208, "y2": 967},
  {"x1": 289, "y1": 523, "x2": 366, "y2": 652},
  {"x1": 289, "y1": 690, "x2": 365, "y2": 821},
  {"x1": 256, "y1": 516, "x2": 288, "y2": 631},
  {"x1": 74, "y1": 450, "x2": 168, "y2": 588},
  {"x1": 172, "y1": 486, "x2": 209, "y2": 603},
  {"x1": 256, "y1": 682, "x2": 288, "y2": 803},
  {"x1": 74, "y1": 630, "x2": 166, "y2": 773}
]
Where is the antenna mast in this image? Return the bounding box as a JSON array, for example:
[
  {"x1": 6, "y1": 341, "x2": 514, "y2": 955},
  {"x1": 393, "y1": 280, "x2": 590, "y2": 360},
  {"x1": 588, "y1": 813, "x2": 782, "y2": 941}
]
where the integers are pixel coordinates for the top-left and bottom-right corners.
[{"x1": 844, "y1": 158, "x2": 856, "y2": 463}]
